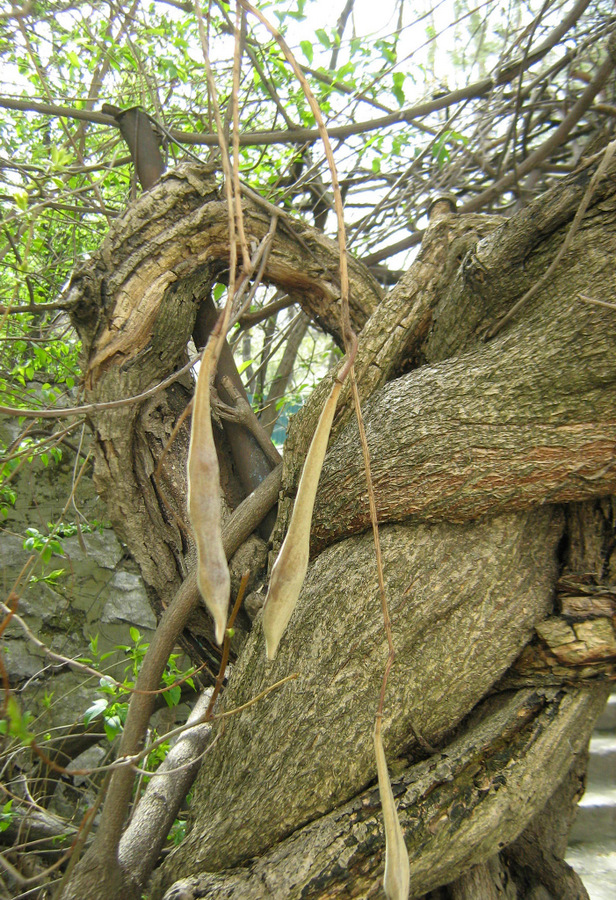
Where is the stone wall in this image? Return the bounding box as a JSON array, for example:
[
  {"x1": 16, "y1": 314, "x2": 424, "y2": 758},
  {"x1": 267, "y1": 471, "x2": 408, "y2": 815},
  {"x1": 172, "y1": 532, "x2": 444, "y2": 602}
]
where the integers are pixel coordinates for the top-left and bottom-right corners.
[{"x1": 1, "y1": 422, "x2": 156, "y2": 733}]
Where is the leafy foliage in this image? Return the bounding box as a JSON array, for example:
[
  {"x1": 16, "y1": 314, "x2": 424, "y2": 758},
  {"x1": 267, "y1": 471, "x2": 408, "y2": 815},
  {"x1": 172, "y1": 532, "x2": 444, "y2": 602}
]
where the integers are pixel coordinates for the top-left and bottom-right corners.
[{"x1": 82, "y1": 628, "x2": 196, "y2": 742}]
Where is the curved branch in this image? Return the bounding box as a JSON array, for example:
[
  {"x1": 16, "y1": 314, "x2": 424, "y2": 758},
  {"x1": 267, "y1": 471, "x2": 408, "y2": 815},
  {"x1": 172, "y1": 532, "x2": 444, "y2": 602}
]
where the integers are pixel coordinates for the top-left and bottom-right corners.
[
  {"x1": 68, "y1": 164, "x2": 380, "y2": 387},
  {"x1": 58, "y1": 464, "x2": 282, "y2": 900},
  {"x1": 312, "y1": 302, "x2": 616, "y2": 549}
]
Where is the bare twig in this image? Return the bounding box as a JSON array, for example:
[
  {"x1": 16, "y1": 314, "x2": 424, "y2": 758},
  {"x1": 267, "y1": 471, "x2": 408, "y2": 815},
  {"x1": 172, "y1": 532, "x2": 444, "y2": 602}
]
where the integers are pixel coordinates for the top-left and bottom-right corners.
[{"x1": 578, "y1": 293, "x2": 616, "y2": 311}]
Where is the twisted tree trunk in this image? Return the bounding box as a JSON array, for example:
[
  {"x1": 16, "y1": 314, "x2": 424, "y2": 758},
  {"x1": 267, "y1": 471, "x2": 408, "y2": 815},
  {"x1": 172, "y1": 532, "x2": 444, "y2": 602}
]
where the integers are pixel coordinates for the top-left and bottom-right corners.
[{"x1": 63, "y1": 152, "x2": 616, "y2": 899}]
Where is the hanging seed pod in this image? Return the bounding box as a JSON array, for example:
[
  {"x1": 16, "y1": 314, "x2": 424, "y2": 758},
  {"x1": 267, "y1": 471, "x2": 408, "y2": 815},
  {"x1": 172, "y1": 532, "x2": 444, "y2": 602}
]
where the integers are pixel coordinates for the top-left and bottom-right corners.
[
  {"x1": 262, "y1": 378, "x2": 343, "y2": 660},
  {"x1": 374, "y1": 722, "x2": 410, "y2": 900},
  {"x1": 187, "y1": 340, "x2": 230, "y2": 645}
]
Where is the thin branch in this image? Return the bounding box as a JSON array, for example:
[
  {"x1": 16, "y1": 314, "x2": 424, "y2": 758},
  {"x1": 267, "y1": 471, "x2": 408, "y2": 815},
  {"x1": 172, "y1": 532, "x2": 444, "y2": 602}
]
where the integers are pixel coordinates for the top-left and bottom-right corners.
[
  {"x1": 231, "y1": 5, "x2": 250, "y2": 272},
  {"x1": 237, "y1": 294, "x2": 294, "y2": 329},
  {"x1": 0, "y1": 355, "x2": 199, "y2": 419},
  {"x1": 0, "y1": 0, "x2": 593, "y2": 149},
  {"x1": 213, "y1": 673, "x2": 299, "y2": 719}
]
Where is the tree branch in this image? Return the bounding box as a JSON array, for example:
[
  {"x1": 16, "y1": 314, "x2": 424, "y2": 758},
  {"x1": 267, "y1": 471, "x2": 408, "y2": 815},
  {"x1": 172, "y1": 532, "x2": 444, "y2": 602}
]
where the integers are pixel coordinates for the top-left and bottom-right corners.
[{"x1": 0, "y1": 0, "x2": 593, "y2": 150}]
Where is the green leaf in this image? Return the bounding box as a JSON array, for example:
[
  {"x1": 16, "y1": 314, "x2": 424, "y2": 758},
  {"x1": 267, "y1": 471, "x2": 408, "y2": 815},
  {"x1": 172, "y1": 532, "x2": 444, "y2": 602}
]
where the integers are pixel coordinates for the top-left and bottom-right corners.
[
  {"x1": 163, "y1": 684, "x2": 182, "y2": 707},
  {"x1": 392, "y1": 72, "x2": 405, "y2": 107},
  {"x1": 3, "y1": 697, "x2": 35, "y2": 745},
  {"x1": 448, "y1": 130, "x2": 468, "y2": 145},
  {"x1": 129, "y1": 626, "x2": 141, "y2": 644},
  {"x1": 300, "y1": 41, "x2": 313, "y2": 65},
  {"x1": 315, "y1": 29, "x2": 330, "y2": 49},
  {"x1": 84, "y1": 697, "x2": 108, "y2": 725},
  {"x1": 99, "y1": 675, "x2": 117, "y2": 691},
  {"x1": 0, "y1": 800, "x2": 14, "y2": 832},
  {"x1": 104, "y1": 714, "x2": 123, "y2": 742},
  {"x1": 168, "y1": 817, "x2": 187, "y2": 845}
]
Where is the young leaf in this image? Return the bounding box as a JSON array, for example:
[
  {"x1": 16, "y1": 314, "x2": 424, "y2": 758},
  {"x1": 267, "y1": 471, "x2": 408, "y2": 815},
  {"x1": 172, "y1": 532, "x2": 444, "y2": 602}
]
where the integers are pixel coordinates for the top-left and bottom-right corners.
[
  {"x1": 0, "y1": 800, "x2": 14, "y2": 833},
  {"x1": 392, "y1": 72, "x2": 405, "y2": 107},
  {"x1": 104, "y1": 714, "x2": 123, "y2": 742},
  {"x1": 164, "y1": 684, "x2": 182, "y2": 707},
  {"x1": 84, "y1": 697, "x2": 108, "y2": 725},
  {"x1": 300, "y1": 40, "x2": 313, "y2": 65},
  {"x1": 129, "y1": 626, "x2": 141, "y2": 644},
  {"x1": 315, "y1": 28, "x2": 331, "y2": 49}
]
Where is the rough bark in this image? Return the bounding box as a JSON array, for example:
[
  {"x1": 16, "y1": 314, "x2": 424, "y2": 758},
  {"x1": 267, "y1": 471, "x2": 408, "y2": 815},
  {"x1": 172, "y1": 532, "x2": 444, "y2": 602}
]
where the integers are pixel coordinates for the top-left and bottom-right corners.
[
  {"x1": 153, "y1": 686, "x2": 609, "y2": 899},
  {"x1": 66, "y1": 162, "x2": 381, "y2": 623},
  {"x1": 157, "y1": 154, "x2": 616, "y2": 894},
  {"x1": 157, "y1": 506, "x2": 563, "y2": 884},
  {"x1": 280, "y1": 211, "x2": 505, "y2": 489},
  {"x1": 273, "y1": 159, "x2": 616, "y2": 586},
  {"x1": 60, "y1": 150, "x2": 616, "y2": 899},
  {"x1": 311, "y1": 292, "x2": 616, "y2": 551},
  {"x1": 504, "y1": 747, "x2": 592, "y2": 900}
]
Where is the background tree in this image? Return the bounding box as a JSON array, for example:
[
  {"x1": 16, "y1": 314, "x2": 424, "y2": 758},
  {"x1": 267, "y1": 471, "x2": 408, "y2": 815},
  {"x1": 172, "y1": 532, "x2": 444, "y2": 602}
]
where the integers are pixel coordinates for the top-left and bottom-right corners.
[{"x1": 1, "y1": 1, "x2": 616, "y2": 898}]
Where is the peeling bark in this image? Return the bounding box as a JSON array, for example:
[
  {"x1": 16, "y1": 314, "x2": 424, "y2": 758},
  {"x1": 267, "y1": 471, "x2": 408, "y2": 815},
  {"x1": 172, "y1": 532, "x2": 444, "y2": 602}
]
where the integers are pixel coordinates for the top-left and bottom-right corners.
[{"x1": 67, "y1": 163, "x2": 381, "y2": 622}]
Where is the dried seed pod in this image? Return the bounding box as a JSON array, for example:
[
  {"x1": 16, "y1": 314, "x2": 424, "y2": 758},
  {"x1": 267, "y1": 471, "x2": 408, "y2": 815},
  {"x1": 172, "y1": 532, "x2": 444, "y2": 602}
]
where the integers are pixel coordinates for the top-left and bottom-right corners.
[
  {"x1": 374, "y1": 723, "x2": 410, "y2": 900},
  {"x1": 262, "y1": 378, "x2": 342, "y2": 660},
  {"x1": 187, "y1": 341, "x2": 230, "y2": 644}
]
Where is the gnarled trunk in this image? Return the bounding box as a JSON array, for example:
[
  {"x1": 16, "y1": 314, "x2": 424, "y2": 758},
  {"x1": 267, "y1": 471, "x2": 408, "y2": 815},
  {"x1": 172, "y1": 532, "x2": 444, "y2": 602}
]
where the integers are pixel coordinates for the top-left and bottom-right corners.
[{"x1": 64, "y1": 152, "x2": 616, "y2": 899}]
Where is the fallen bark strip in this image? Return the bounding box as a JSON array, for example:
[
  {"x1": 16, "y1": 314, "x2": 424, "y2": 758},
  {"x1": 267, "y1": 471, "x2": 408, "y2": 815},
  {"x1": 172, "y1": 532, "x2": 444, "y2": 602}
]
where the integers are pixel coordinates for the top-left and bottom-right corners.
[{"x1": 155, "y1": 685, "x2": 608, "y2": 899}]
